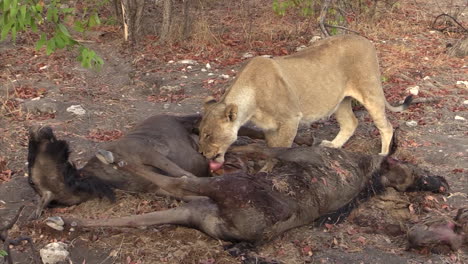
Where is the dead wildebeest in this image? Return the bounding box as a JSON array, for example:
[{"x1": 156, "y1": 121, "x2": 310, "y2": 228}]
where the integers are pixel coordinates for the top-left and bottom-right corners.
[
  {"x1": 28, "y1": 114, "x2": 309, "y2": 219},
  {"x1": 45, "y1": 138, "x2": 449, "y2": 243}
]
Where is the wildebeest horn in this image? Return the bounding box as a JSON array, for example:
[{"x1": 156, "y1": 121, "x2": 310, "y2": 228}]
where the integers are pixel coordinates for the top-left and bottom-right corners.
[{"x1": 96, "y1": 149, "x2": 115, "y2": 164}]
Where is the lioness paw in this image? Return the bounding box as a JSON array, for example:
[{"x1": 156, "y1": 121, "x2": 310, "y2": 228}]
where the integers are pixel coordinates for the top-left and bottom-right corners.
[{"x1": 320, "y1": 140, "x2": 339, "y2": 148}]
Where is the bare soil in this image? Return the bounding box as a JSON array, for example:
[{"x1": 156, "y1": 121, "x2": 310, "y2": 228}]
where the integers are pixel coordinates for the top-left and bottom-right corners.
[{"x1": 0, "y1": 0, "x2": 467, "y2": 263}]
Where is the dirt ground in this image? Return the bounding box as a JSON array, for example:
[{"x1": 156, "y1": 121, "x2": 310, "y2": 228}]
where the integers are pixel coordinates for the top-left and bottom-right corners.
[{"x1": 0, "y1": 0, "x2": 467, "y2": 263}]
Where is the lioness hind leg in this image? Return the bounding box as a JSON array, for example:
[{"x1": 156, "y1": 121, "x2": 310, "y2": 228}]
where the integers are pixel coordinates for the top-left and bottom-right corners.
[
  {"x1": 361, "y1": 99, "x2": 393, "y2": 155},
  {"x1": 321, "y1": 97, "x2": 358, "y2": 149}
]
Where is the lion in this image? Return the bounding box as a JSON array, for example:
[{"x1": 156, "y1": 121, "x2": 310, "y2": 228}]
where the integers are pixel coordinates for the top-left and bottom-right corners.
[{"x1": 198, "y1": 35, "x2": 412, "y2": 170}]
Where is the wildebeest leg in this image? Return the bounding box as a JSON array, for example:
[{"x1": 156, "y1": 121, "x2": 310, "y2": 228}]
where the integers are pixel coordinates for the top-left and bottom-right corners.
[
  {"x1": 116, "y1": 162, "x2": 205, "y2": 198},
  {"x1": 97, "y1": 149, "x2": 197, "y2": 178},
  {"x1": 29, "y1": 191, "x2": 53, "y2": 220},
  {"x1": 47, "y1": 199, "x2": 224, "y2": 239},
  {"x1": 321, "y1": 97, "x2": 358, "y2": 149}
]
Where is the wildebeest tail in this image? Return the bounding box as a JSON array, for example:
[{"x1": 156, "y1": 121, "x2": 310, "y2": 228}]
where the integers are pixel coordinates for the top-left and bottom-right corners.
[
  {"x1": 385, "y1": 95, "x2": 413, "y2": 112},
  {"x1": 45, "y1": 138, "x2": 116, "y2": 202}
]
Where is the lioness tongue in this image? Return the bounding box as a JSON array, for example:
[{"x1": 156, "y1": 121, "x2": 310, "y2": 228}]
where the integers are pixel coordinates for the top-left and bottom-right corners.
[{"x1": 209, "y1": 160, "x2": 223, "y2": 171}]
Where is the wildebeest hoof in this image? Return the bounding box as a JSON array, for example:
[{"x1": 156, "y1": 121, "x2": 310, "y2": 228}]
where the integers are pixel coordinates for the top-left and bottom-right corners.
[
  {"x1": 45, "y1": 216, "x2": 65, "y2": 231},
  {"x1": 96, "y1": 149, "x2": 115, "y2": 164}
]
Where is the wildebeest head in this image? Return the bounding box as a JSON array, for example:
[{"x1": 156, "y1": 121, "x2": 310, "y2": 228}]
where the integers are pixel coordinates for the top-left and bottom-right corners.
[
  {"x1": 379, "y1": 157, "x2": 449, "y2": 194},
  {"x1": 27, "y1": 126, "x2": 115, "y2": 219}
]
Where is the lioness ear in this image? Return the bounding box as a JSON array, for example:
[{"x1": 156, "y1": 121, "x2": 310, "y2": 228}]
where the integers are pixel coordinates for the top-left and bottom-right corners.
[
  {"x1": 203, "y1": 96, "x2": 217, "y2": 112},
  {"x1": 224, "y1": 104, "x2": 238, "y2": 122}
]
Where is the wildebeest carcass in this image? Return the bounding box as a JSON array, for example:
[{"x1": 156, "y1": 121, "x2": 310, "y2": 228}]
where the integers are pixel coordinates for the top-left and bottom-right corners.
[
  {"x1": 28, "y1": 114, "x2": 310, "y2": 219},
  {"x1": 46, "y1": 141, "x2": 449, "y2": 243}
]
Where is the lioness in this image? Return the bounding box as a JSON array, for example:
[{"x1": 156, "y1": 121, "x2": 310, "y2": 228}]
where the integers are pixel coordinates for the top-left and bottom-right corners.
[{"x1": 199, "y1": 35, "x2": 412, "y2": 169}]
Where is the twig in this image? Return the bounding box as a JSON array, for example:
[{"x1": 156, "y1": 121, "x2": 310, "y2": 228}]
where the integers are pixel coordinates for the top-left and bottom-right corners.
[
  {"x1": 318, "y1": 0, "x2": 332, "y2": 37},
  {"x1": 0, "y1": 206, "x2": 41, "y2": 264},
  {"x1": 324, "y1": 23, "x2": 360, "y2": 35},
  {"x1": 432, "y1": 13, "x2": 468, "y2": 33}
]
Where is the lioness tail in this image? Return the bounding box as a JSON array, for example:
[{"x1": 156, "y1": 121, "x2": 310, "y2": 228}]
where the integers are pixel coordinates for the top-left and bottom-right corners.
[{"x1": 385, "y1": 95, "x2": 413, "y2": 112}]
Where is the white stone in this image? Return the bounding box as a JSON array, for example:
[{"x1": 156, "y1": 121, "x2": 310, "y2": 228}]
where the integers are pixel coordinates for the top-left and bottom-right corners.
[
  {"x1": 207, "y1": 73, "x2": 215, "y2": 76},
  {"x1": 463, "y1": 100, "x2": 468, "y2": 105},
  {"x1": 407, "y1": 85, "x2": 419, "y2": 95},
  {"x1": 456, "y1": 81, "x2": 468, "y2": 88},
  {"x1": 40, "y1": 242, "x2": 69, "y2": 264},
  {"x1": 206, "y1": 63, "x2": 211, "y2": 69},
  {"x1": 261, "y1": 55, "x2": 273, "y2": 58},
  {"x1": 423, "y1": 76, "x2": 431, "y2": 80},
  {"x1": 163, "y1": 103, "x2": 170, "y2": 109},
  {"x1": 406, "y1": 120, "x2": 418, "y2": 127},
  {"x1": 66, "y1": 105, "x2": 86, "y2": 115},
  {"x1": 207, "y1": 79, "x2": 214, "y2": 84},
  {"x1": 455, "y1": 115, "x2": 466, "y2": 121},
  {"x1": 181, "y1": 75, "x2": 188, "y2": 79},
  {"x1": 309, "y1": 36, "x2": 322, "y2": 43},
  {"x1": 429, "y1": 30, "x2": 436, "y2": 34},
  {"x1": 177, "y1": 59, "x2": 197, "y2": 65},
  {"x1": 242, "y1": 52, "x2": 254, "y2": 59},
  {"x1": 187, "y1": 65, "x2": 192, "y2": 69},
  {"x1": 220, "y1": 74, "x2": 229, "y2": 79},
  {"x1": 296, "y1": 45, "x2": 307, "y2": 52},
  {"x1": 201, "y1": 68, "x2": 207, "y2": 72},
  {"x1": 167, "y1": 60, "x2": 174, "y2": 64}
]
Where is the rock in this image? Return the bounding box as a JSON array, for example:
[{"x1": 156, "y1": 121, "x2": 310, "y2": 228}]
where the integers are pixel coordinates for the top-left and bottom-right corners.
[
  {"x1": 406, "y1": 120, "x2": 418, "y2": 127},
  {"x1": 207, "y1": 73, "x2": 215, "y2": 76},
  {"x1": 296, "y1": 45, "x2": 307, "y2": 52},
  {"x1": 423, "y1": 76, "x2": 431, "y2": 80},
  {"x1": 40, "y1": 242, "x2": 69, "y2": 264},
  {"x1": 463, "y1": 100, "x2": 468, "y2": 105},
  {"x1": 309, "y1": 36, "x2": 322, "y2": 43},
  {"x1": 23, "y1": 98, "x2": 57, "y2": 114},
  {"x1": 45, "y1": 216, "x2": 64, "y2": 231},
  {"x1": 242, "y1": 52, "x2": 255, "y2": 59},
  {"x1": 456, "y1": 81, "x2": 468, "y2": 89},
  {"x1": 168, "y1": 60, "x2": 175, "y2": 64},
  {"x1": 220, "y1": 74, "x2": 229, "y2": 79},
  {"x1": 159, "y1": 85, "x2": 182, "y2": 95},
  {"x1": 260, "y1": 55, "x2": 273, "y2": 58},
  {"x1": 163, "y1": 103, "x2": 170, "y2": 109},
  {"x1": 407, "y1": 85, "x2": 419, "y2": 96},
  {"x1": 201, "y1": 68, "x2": 207, "y2": 72},
  {"x1": 66, "y1": 105, "x2": 86, "y2": 115},
  {"x1": 177, "y1": 59, "x2": 197, "y2": 65},
  {"x1": 454, "y1": 115, "x2": 466, "y2": 121},
  {"x1": 206, "y1": 63, "x2": 211, "y2": 70}
]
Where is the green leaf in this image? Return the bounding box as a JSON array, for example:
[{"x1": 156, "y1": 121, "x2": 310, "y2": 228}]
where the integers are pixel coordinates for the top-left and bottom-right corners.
[
  {"x1": 36, "y1": 33, "x2": 47, "y2": 50},
  {"x1": 11, "y1": 24, "x2": 16, "y2": 40},
  {"x1": 1, "y1": 21, "x2": 13, "y2": 40},
  {"x1": 46, "y1": 39, "x2": 56, "y2": 55},
  {"x1": 58, "y1": 23, "x2": 71, "y2": 37},
  {"x1": 3, "y1": 0, "x2": 11, "y2": 11},
  {"x1": 9, "y1": 5, "x2": 18, "y2": 19},
  {"x1": 0, "y1": 249, "x2": 7, "y2": 257},
  {"x1": 55, "y1": 34, "x2": 65, "y2": 49},
  {"x1": 73, "y1": 21, "x2": 84, "y2": 32},
  {"x1": 20, "y1": 5, "x2": 26, "y2": 20}
]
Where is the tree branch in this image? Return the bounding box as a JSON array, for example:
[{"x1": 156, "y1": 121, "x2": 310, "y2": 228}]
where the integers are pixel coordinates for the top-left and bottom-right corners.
[{"x1": 318, "y1": 0, "x2": 332, "y2": 37}]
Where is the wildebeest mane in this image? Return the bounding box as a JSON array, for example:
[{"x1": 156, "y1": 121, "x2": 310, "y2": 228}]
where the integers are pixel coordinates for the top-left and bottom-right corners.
[{"x1": 314, "y1": 164, "x2": 386, "y2": 226}]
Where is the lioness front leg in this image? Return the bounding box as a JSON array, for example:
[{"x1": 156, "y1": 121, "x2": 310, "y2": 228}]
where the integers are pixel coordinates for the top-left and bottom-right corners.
[{"x1": 262, "y1": 119, "x2": 300, "y2": 172}]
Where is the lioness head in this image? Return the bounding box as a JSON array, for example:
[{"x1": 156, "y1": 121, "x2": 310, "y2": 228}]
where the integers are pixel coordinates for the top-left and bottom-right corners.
[{"x1": 199, "y1": 97, "x2": 239, "y2": 171}]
